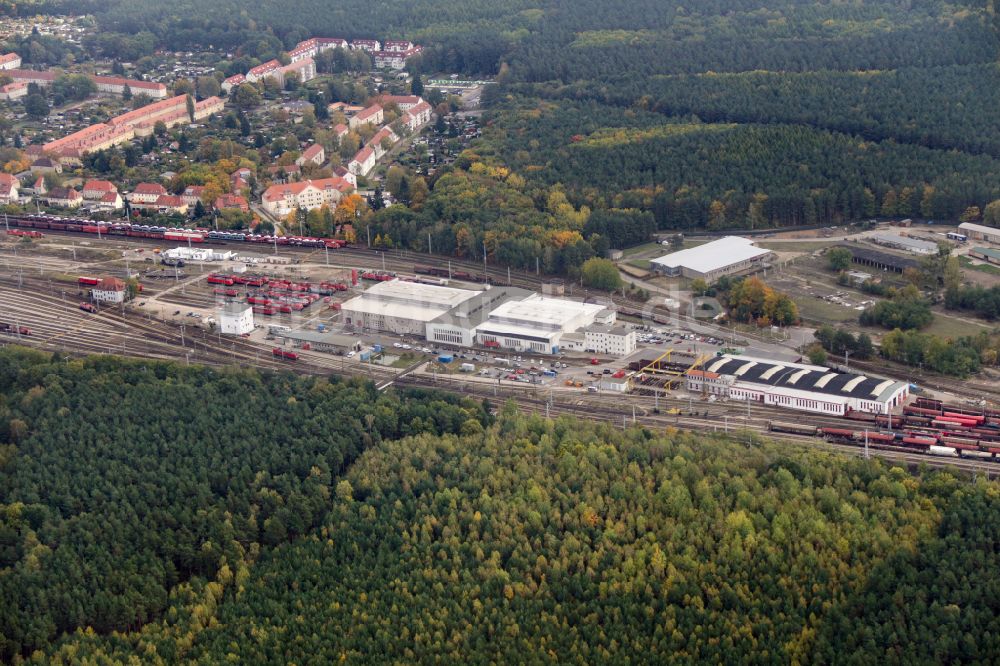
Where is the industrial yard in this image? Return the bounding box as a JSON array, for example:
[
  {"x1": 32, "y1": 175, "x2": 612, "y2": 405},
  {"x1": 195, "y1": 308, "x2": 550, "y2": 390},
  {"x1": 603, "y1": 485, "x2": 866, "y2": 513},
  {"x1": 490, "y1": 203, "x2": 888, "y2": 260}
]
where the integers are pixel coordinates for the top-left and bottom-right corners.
[{"x1": 4, "y1": 218, "x2": 1000, "y2": 476}]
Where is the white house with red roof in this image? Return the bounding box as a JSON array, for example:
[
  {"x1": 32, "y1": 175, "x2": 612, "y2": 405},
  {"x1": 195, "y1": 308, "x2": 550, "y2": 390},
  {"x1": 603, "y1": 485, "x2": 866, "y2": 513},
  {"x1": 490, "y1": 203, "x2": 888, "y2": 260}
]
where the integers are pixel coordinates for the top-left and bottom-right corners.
[
  {"x1": 333, "y1": 123, "x2": 349, "y2": 139},
  {"x1": 45, "y1": 187, "x2": 83, "y2": 209},
  {"x1": 151, "y1": 195, "x2": 188, "y2": 215},
  {"x1": 350, "y1": 39, "x2": 380, "y2": 52},
  {"x1": 92, "y1": 277, "x2": 127, "y2": 304},
  {"x1": 296, "y1": 143, "x2": 325, "y2": 167},
  {"x1": 348, "y1": 145, "x2": 376, "y2": 177},
  {"x1": 383, "y1": 40, "x2": 415, "y2": 53},
  {"x1": 348, "y1": 104, "x2": 383, "y2": 130},
  {"x1": 96, "y1": 191, "x2": 124, "y2": 210},
  {"x1": 221, "y1": 74, "x2": 245, "y2": 93},
  {"x1": 379, "y1": 94, "x2": 422, "y2": 111},
  {"x1": 374, "y1": 46, "x2": 422, "y2": 70},
  {"x1": 402, "y1": 100, "x2": 433, "y2": 131},
  {"x1": 82, "y1": 180, "x2": 118, "y2": 200},
  {"x1": 92, "y1": 75, "x2": 168, "y2": 100},
  {"x1": 333, "y1": 166, "x2": 357, "y2": 188},
  {"x1": 369, "y1": 126, "x2": 399, "y2": 159},
  {"x1": 180, "y1": 185, "x2": 206, "y2": 208},
  {"x1": 215, "y1": 193, "x2": 249, "y2": 212},
  {"x1": 245, "y1": 59, "x2": 281, "y2": 83},
  {"x1": 230, "y1": 167, "x2": 252, "y2": 193},
  {"x1": 0, "y1": 173, "x2": 19, "y2": 203},
  {"x1": 128, "y1": 182, "x2": 168, "y2": 204},
  {"x1": 0, "y1": 53, "x2": 21, "y2": 70},
  {"x1": 261, "y1": 176, "x2": 352, "y2": 216},
  {"x1": 0, "y1": 81, "x2": 27, "y2": 101},
  {"x1": 29, "y1": 176, "x2": 46, "y2": 196}
]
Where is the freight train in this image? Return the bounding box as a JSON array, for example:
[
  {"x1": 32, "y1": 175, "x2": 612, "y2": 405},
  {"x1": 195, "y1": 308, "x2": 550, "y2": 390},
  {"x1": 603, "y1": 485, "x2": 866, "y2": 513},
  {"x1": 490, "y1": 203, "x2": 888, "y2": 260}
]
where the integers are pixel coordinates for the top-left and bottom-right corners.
[
  {"x1": 414, "y1": 264, "x2": 489, "y2": 283},
  {"x1": 6, "y1": 214, "x2": 349, "y2": 249},
  {"x1": 768, "y1": 420, "x2": 1000, "y2": 460},
  {"x1": 0, "y1": 323, "x2": 30, "y2": 335}
]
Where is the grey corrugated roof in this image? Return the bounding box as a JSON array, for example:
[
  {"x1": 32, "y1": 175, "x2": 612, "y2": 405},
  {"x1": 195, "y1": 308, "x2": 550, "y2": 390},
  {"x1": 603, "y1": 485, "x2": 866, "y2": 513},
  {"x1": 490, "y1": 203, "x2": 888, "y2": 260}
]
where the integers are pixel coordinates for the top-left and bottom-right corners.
[{"x1": 707, "y1": 355, "x2": 904, "y2": 400}]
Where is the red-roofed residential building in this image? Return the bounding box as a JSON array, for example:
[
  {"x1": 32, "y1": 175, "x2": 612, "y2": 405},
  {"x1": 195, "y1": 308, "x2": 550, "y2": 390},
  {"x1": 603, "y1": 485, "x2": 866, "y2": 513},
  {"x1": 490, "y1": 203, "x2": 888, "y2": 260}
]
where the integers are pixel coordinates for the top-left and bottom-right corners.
[
  {"x1": 215, "y1": 193, "x2": 249, "y2": 212},
  {"x1": 267, "y1": 164, "x2": 301, "y2": 183},
  {"x1": 373, "y1": 47, "x2": 422, "y2": 70},
  {"x1": 3, "y1": 69, "x2": 56, "y2": 86},
  {"x1": 82, "y1": 180, "x2": 118, "y2": 200},
  {"x1": 0, "y1": 173, "x2": 19, "y2": 203},
  {"x1": 333, "y1": 123, "x2": 349, "y2": 138},
  {"x1": 245, "y1": 59, "x2": 281, "y2": 83},
  {"x1": 350, "y1": 39, "x2": 380, "y2": 52},
  {"x1": 348, "y1": 145, "x2": 376, "y2": 177},
  {"x1": 30, "y1": 176, "x2": 46, "y2": 196},
  {"x1": 0, "y1": 81, "x2": 27, "y2": 101},
  {"x1": 368, "y1": 126, "x2": 398, "y2": 159},
  {"x1": 93, "y1": 277, "x2": 126, "y2": 304},
  {"x1": 128, "y1": 182, "x2": 168, "y2": 204},
  {"x1": 333, "y1": 166, "x2": 357, "y2": 188},
  {"x1": 296, "y1": 143, "x2": 325, "y2": 167},
  {"x1": 402, "y1": 100, "x2": 433, "y2": 131},
  {"x1": 260, "y1": 176, "x2": 353, "y2": 216},
  {"x1": 0, "y1": 53, "x2": 21, "y2": 70},
  {"x1": 45, "y1": 186, "x2": 83, "y2": 209},
  {"x1": 221, "y1": 74, "x2": 245, "y2": 92},
  {"x1": 151, "y1": 194, "x2": 188, "y2": 215},
  {"x1": 97, "y1": 191, "x2": 124, "y2": 210},
  {"x1": 230, "y1": 167, "x2": 252, "y2": 193},
  {"x1": 383, "y1": 40, "x2": 415, "y2": 53},
  {"x1": 181, "y1": 185, "x2": 206, "y2": 208},
  {"x1": 348, "y1": 104, "x2": 383, "y2": 130},
  {"x1": 278, "y1": 57, "x2": 316, "y2": 84},
  {"x1": 378, "y1": 94, "x2": 422, "y2": 111},
  {"x1": 91, "y1": 75, "x2": 168, "y2": 99}
]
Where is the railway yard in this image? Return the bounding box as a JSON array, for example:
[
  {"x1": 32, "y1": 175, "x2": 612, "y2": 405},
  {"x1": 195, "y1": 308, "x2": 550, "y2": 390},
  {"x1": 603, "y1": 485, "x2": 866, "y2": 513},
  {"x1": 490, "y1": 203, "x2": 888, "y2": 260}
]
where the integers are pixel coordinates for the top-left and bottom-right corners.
[{"x1": 3, "y1": 219, "x2": 1000, "y2": 477}]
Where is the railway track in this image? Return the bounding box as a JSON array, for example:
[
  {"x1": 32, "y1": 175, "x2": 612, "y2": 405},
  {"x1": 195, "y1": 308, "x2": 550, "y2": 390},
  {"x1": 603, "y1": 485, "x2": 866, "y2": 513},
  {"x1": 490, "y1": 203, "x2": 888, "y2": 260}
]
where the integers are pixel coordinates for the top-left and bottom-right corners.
[{"x1": 396, "y1": 373, "x2": 997, "y2": 475}]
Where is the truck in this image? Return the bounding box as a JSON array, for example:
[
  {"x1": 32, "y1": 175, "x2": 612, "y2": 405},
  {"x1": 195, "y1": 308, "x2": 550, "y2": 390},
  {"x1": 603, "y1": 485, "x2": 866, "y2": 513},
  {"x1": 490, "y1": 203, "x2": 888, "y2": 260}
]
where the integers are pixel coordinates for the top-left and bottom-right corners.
[
  {"x1": 460, "y1": 362, "x2": 475, "y2": 373},
  {"x1": 438, "y1": 354, "x2": 453, "y2": 363}
]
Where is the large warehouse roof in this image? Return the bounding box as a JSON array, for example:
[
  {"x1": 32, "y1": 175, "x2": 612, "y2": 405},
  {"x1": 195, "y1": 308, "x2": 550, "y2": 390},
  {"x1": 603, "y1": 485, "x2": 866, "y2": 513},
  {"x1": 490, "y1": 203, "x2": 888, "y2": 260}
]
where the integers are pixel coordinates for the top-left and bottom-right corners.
[
  {"x1": 650, "y1": 236, "x2": 770, "y2": 273},
  {"x1": 487, "y1": 294, "x2": 604, "y2": 328},
  {"x1": 342, "y1": 279, "x2": 483, "y2": 322},
  {"x1": 959, "y1": 222, "x2": 1000, "y2": 236},
  {"x1": 363, "y1": 279, "x2": 481, "y2": 308},
  {"x1": 704, "y1": 354, "x2": 906, "y2": 401}
]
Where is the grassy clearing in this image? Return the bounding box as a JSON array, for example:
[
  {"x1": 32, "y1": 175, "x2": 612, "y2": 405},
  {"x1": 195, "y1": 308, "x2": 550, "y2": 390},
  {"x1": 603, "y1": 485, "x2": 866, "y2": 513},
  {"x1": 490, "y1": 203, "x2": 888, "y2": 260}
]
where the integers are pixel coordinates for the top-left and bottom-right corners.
[
  {"x1": 959, "y1": 256, "x2": 1000, "y2": 275},
  {"x1": 622, "y1": 241, "x2": 662, "y2": 257},
  {"x1": 924, "y1": 313, "x2": 993, "y2": 338},
  {"x1": 792, "y1": 294, "x2": 863, "y2": 324}
]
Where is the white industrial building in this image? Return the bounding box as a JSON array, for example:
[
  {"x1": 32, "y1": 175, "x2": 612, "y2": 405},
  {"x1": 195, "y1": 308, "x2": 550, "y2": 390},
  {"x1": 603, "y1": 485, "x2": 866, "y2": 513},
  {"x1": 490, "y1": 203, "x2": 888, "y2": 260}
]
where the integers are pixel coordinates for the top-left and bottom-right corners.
[
  {"x1": 218, "y1": 302, "x2": 254, "y2": 336},
  {"x1": 163, "y1": 247, "x2": 236, "y2": 262},
  {"x1": 475, "y1": 294, "x2": 607, "y2": 354},
  {"x1": 583, "y1": 324, "x2": 637, "y2": 356},
  {"x1": 425, "y1": 287, "x2": 531, "y2": 347},
  {"x1": 869, "y1": 232, "x2": 938, "y2": 255},
  {"x1": 341, "y1": 280, "x2": 484, "y2": 336},
  {"x1": 685, "y1": 354, "x2": 909, "y2": 416},
  {"x1": 342, "y1": 280, "x2": 625, "y2": 355},
  {"x1": 650, "y1": 236, "x2": 773, "y2": 283},
  {"x1": 958, "y1": 222, "x2": 1000, "y2": 245}
]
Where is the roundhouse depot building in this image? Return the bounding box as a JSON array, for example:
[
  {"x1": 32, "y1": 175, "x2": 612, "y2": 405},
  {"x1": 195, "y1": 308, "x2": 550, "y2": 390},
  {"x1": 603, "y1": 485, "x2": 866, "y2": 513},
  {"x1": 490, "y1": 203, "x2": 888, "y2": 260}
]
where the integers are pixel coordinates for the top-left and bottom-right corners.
[{"x1": 686, "y1": 354, "x2": 909, "y2": 416}]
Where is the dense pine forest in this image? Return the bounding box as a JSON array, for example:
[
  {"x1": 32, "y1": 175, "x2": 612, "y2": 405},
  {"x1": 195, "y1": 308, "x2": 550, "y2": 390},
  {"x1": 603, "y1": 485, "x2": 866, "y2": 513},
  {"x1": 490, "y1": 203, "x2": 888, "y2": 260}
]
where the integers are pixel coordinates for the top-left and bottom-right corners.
[{"x1": 1, "y1": 348, "x2": 1000, "y2": 662}]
